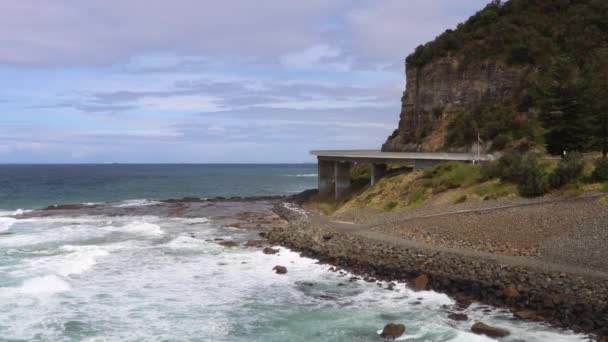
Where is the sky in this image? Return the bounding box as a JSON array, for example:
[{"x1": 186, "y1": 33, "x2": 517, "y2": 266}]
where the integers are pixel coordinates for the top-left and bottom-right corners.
[{"x1": 0, "y1": 0, "x2": 489, "y2": 163}]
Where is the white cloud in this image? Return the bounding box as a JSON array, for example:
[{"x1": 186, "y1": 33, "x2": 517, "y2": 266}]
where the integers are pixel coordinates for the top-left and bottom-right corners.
[
  {"x1": 137, "y1": 95, "x2": 225, "y2": 112},
  {"x1": 280, "y1": 45, "x2": 341, "y2": 66}
]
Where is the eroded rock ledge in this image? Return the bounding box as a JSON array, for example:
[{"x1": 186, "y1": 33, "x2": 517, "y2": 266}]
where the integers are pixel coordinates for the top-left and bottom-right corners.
[{"x1": 268, "y1": 203, "x2": 608, "y2": 340}]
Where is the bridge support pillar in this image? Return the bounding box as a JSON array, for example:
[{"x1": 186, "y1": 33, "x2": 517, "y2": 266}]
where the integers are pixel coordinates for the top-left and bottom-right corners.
[
  {"x1": 371, "y1": 163, "x2": 387, "y2": 186},
  {"x1": 334, "y1": 161, "x2": 352, "y2": 200},
  {"x1": 318, "y1": 159, "x2": 335, "y2": 196}
]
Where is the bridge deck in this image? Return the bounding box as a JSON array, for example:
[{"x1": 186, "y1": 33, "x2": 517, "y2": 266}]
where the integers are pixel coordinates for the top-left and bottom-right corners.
[{"x1": 311, "y1": 150, "x2": 495, "y2": 162}]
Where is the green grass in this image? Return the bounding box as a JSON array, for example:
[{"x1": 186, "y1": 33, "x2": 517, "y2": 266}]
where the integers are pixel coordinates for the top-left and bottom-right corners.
[
  {"x1": 406, "y1": 189, "x2": 429, "y2": 206},
  {"x1": 602, "y1": 182, "x2": 608, "y2": 193},
  {"x1": 421, "y1": 162, "x2": 481, "y2": 193},
  {"x1": 384, "y1": 201, "x2": 398, "y2": 211},
  {"x1": 471, "y1": 181, "x2": 518, "y2": 200}
]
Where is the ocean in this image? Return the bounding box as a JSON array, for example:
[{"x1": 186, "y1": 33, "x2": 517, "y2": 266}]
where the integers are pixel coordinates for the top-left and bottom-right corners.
[{"x1": 0, "y1": 165, "x2": 589, "y2": 341}]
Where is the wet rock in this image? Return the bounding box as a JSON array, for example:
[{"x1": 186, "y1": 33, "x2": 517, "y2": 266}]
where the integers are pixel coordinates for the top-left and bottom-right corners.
[
  {"x1": 44, "y1": 203, "x2": 89, "y2": 210},
  {"x1": 502, "y1": 287, "x2": 520, "y2": 298},
  {"x1": 514, "y1": 310, "x2": 537, "y2": 320},
  {"x1": 244, "y1": 240, "x2": 263, "y2": 247},
  {"x1": 218, "y1": 241, "x2": 238, "y2": 248},
  {"x1": 273, "y1": 265, "x2": 287, "y2": 274},
  {"x1": 448, "y1": 313, "x2": 469, "y2": 321},
  {"x1": 411, "y1": 274, "x2": 429, "y2": 291},
  {"x1": 258, "y1": 232, "x2": 268, "y2": 238},
  {"x1": 471, "y1": 322, "x2": 510, "y2": 338},
  {"x1": 380, "y1": 323, "x2": 406, "y2": 340},
  {"x1": 322, "y1": 233, "x2": 334, "y2": 241},
  {"x1": 263, "y1": 247, "x2": 279, "y2": 255}
]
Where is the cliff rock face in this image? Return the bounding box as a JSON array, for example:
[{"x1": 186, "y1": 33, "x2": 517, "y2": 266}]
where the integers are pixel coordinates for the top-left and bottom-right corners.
[{"x1": 382, "y1": 57, "x2": 530, "y2": 152}]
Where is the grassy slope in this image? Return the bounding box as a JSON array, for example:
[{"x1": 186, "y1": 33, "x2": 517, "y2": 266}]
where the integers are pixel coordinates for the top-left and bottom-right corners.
[{"x1": 313, "y1": 161, "x2": 608, "y2": 215}]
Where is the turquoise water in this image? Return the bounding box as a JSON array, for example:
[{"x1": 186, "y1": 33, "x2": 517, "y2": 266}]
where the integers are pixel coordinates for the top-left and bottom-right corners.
[
  {"x1": 0, "y1": 165, "x2": 590, "y2": 341},
  {"x1": 0, "y1": 164, "x2": 317, "y2": 210}
]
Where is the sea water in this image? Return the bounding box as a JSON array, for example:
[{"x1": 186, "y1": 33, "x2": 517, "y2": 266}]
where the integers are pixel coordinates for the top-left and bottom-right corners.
[{"x1": 0, "y1": 165, "x2": 590, "y2": 341}]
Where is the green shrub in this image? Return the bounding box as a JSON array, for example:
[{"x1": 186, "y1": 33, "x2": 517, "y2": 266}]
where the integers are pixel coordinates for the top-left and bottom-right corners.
[
  {"x1": 592, "y1": 158, "x2": 608, "y2": 182},
  {"x1": 495, "y1": 151, "x2": 525, "y2": 182},
  {"x1": 479, "y1": 161, "x2": 500, "y2": 181},
  {"x1": 549, "y1": 152, "x2": 585, "y2": 188},
  {"x1": 493, "y1": 152, "x2": 548, "y2": 197},
  {"x1": 517, "y1": 156, "x2": 549, "y2": 197}
]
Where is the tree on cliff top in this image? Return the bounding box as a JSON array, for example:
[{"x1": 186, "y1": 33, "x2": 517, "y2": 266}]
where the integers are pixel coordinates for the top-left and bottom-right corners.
[{"x1": 406, "y1": 0, "x2": 608, "y2": 70}]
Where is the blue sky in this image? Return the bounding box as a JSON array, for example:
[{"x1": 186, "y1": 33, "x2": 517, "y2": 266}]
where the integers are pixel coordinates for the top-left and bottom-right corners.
[{"x1": 0, "y1": 0, "x2": 489, "y2": 163}]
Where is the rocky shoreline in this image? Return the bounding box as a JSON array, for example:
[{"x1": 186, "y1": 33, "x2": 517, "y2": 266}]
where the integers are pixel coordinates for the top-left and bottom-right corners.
[{"x1": 268, "y1": 202, "x2": 608, "y2": 341}]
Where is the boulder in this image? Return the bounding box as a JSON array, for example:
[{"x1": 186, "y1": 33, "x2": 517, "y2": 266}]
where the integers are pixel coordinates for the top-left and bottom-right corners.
[
  {"x1": 244, "y1": 240, "x2": 263, "y2": 247},
  {"x1": 380, "y1": 323, "x2": 406, "y2": 340},
  {"x1": 273, "y1": 266, "x2": 287, "y2": 274},
  {"x1": 263, "y1": 247, "x2": 279, "y2": 255},
  {"x1": 514, "y1": 310, "x2": 537, "y2": 320},
  {"x1": 448, "y1": 313, "x2": 469, "y2": 321},
  {"x1": 411, "y1": 274, "x2": 429, "y2": 291},
  {"x1": 471, "y1": 322, "x2": 510, "y2": 338},
  {"x1": 322, "y1": 234, "x2": 334, "y2": 241},
  {"x1": 218, "y1": 241, "x2": 239, "y2": 248},
  {"x1": 502, "y1": 287, "x2": 520, "y2": 298}
]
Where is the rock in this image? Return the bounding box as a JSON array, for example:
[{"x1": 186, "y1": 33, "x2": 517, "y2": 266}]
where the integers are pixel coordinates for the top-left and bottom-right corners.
[
  {"x1": 471, "y1": 322, "x2": 510, "y2": 338},
  {"x1": 382, "y1": 56, "x2": 528, "y2": 152},
  {"x1": 273, "y1": 266, "x2": 287, "y2": 274},
  {"x1": 263, "y1": 247, "x2": 279, "y2": 255},
  {"x1": 218, "y1": 241, "x2": 238, "y2": 248},
  {"x1": 244, "y1": 240, "x2": 262, "y2": 247},
  {"x1": 322, "y1": 234, "x2": 333, "y2": 241},
  {"x1": 411, "y1": 274, "x2": 429, "y2": 291},
  {"x1": 514, "y1": 310, "x2": 537, "y2": 320},
  {"x1": 502, "y1": 287, "x2": 520, "y2": 298},
  {"x1": 380, "y1": 323, "x2": 406, "y2": 340},
  {"x1": 448, "y1": 313, "x2": 469, "y2": 321}
]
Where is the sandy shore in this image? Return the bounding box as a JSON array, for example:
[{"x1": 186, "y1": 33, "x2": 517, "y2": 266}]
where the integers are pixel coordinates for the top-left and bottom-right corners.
[{"x1": 269, "y1": 195, "x2": 608, "y2": 340}]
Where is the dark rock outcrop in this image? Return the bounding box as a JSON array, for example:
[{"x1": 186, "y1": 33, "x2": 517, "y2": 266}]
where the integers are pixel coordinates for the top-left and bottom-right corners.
[
  {"x1": 263, "y1": 247, "x2": 279, "y2": 255},
  {"x1": 218, "y1": 241, "x2": 239, "y2": 248},
  {"x1": 380, "y1": 323, "x2": 406, "y2": 340},
  {"x1": 471, "y1": 322, "x2": 510, "y2": 338},
  {"x1": 411, "y1": 274, "x2": 429, "y2": 291},
  {"x1": 273, "y1": 266, "x2": 287, "y2": 274}
]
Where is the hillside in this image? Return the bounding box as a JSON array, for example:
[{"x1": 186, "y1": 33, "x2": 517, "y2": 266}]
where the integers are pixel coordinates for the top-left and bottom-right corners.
[{"x1": 383, "y1": 0, "x2": 608, "y2": 155}]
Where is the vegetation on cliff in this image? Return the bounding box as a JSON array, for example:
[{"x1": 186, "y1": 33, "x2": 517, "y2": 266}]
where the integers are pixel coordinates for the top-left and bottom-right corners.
[
  {"x1": 404, "y1": 0, "x2": 608, "y2": 155},
  {"x1": 316, "y1": 156, "x2": 608, "y2": 215}
]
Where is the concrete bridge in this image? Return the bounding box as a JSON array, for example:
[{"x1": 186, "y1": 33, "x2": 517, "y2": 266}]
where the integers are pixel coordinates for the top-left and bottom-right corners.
[{"x1": 311, "y1": 150, "x2": 496, "y2": 199}]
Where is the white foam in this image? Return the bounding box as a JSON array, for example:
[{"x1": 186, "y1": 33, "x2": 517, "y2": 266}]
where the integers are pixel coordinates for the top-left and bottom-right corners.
[
  {"x1": 282, "y1": 174, "x2": 318, "y2": 177},
  {"x1": 13, "y1": 275, "x2": 71, "y2": 296},
  {"x1": 0, "y1": 217, "x2": 17, "y2": 232},
  {"x1": 175, "y1": 217, "x2": 210, "y2": 224},
  {"x1": 164, "y1": 235, "x2": 207, "y2": 249},
  {"x1": 121, "y1": 221, "x2": 164, "y2": 236},
  {"x1": 56, "y1": 245, "x2": 110, "y2": 276},
  {"x1": 113, "y1": 199, "x2": 161, "y2": 208},
  {"x1": 13, "y1": 209, "x2": 31, "y2": 216}
]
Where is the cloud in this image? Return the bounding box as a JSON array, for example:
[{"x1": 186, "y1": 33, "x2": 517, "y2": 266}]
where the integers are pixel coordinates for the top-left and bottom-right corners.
[
  {"x1": 0, "y1": 0, "x2": 489, "y2": 67},
  {"x1": 0, "y1": 1, "x2": 490, "y2": 162}
]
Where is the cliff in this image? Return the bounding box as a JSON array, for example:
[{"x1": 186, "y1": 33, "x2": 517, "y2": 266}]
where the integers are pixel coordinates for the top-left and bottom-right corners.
[
  {"x1": 382, "y1": 57, "x2": 530, "y2": 152},
  {"x1": 382, "y1": 0, "x2": 608, "y2": 153}
]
